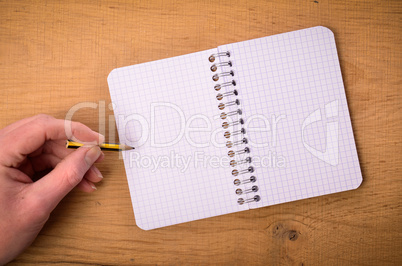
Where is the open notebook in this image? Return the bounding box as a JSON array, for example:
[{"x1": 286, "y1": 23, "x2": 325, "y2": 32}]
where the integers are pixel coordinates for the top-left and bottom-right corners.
[{"x1": 107, "y1": 26, "x2": 362, "y2": 230}]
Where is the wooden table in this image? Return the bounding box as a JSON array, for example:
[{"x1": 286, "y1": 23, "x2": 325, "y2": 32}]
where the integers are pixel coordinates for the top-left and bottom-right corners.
[{"x1": 1, "y1": 0, "x2": 400, "y2": 265}]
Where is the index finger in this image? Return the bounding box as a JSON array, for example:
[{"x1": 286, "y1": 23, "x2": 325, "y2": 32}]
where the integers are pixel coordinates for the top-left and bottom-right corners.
[{"x1": 0, "y1": 114, "x2": 104, "y2": 167}]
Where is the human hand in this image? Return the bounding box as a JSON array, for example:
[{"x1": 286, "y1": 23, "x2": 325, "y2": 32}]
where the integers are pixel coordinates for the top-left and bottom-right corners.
[{"x1": 0, "y1": 114, "x2": 105, "y2": 264}]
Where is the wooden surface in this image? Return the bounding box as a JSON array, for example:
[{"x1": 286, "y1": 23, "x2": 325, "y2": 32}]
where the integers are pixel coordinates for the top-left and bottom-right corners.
[{"x1": 1, "y1": 0, "x2": 401, "y2": 265}]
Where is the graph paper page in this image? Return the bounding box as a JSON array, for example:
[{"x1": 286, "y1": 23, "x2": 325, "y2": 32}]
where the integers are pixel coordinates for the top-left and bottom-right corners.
[
  {"x1": 218, "y1": 26, "x2": 362, "y2": 209},
  {"x1": 108, "y1": 49, "x2": 248, "y2": 230}
]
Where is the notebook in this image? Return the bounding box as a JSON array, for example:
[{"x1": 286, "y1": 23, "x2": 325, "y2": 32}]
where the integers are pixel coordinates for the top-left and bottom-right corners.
[{"x1": 107, "y1": 26, "x2": 362, "y2": 230}]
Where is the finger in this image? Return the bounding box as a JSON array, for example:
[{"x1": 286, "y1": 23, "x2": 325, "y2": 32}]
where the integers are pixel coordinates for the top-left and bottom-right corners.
[
  {"x1": 0, "y1": 114, "x2": 104, "y2": 167},
  {"x1": 26, "y1": 153, "x2": 102, "y2": 184},
  {"x1": 42, "y1": 140, "x2": 104, "y2": 162},
  {"x1": 17, "y1": 158, "x2": 35, "y2": 178},
  {"x1": 16, "y1": 153, "x2": 60, "y2": 179},
  {"x1": 95, "y1": 151, "x2": 105, "y2": 163},
  {"x1": 28, "y1": 145, "x2": 102, "y2": 212},
  {"x1": 4, "y1": 167, "x2": 33, "y2": 183},
  {"x1": 41, "y1": 140, "x2": 74, "y2": 159},
  {"x1": 29, "y1": 153, "x2": 61, "y2": 173},
  {"x1": 18, "y1": 155, "x2": 59, "y2": 179},
  {"x1": 0, "y1": 116, "x2": 38, "y2": 136},
  {"x1": 84, "y1": 166, "x2": 103, "y2": 183},
  {"x1": 76, "y1": 178, "x2": 97, "y2": 193}
]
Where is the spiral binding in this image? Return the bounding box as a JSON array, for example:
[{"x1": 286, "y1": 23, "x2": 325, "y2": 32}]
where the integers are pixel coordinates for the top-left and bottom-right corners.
[{"x1": 208, "y1": 51, "x2": 260, "y2": 205}]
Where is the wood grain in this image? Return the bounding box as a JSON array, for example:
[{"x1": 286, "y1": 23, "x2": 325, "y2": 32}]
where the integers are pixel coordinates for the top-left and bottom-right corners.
[{"x1": 0, "y1": 0, "x2": 401, "y2": 265}]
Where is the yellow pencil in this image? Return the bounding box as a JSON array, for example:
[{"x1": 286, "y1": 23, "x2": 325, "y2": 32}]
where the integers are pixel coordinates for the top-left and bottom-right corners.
[{"x1": 66, "y1": 140, "x2": 134, "y2": 151}]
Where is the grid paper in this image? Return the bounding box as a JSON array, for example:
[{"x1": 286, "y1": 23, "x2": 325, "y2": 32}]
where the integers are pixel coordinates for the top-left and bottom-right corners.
[
  {"x1": 108, "y1": 49, "x2": 248, "y2": 230},
  {"x1": 217, "y1": 26, "x2": 362, "y2": 209},
  {"x1": 108, "y1": 26, "x2": 363, "y2": 230}
]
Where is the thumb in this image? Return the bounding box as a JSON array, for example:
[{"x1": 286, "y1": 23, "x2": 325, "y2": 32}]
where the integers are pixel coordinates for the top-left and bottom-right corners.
[{"x1": 30, "y1": 145, "x2": 102, "y2": 212}]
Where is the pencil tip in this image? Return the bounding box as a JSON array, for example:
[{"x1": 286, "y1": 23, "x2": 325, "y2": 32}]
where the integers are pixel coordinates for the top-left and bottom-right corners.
[{"x1": 121, "y1": 144, "x2": 135, "y2": 151}]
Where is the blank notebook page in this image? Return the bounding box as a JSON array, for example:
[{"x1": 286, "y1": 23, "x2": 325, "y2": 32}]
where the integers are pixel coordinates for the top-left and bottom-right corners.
[
  {"x1": 108, "y1": 49, "x2": 248, "y2": 230},
  {"x1": 218, "y1": 26, "x2": 362, "y2": 209}
]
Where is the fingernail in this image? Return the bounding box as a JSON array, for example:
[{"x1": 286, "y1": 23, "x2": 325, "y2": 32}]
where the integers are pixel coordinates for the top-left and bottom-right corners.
[
  {"x1": 96, "y1": 132, "x2": 105, "y2": 144},
  {"x1": 91, "y1": 184, "x2": 97, "y2": 190},
  {"x1": 85, "y1": 146, "x2": 102, "y2": 165},
  {"x1": 92, "y1": 166, "x2": 103, "y2": 179}
]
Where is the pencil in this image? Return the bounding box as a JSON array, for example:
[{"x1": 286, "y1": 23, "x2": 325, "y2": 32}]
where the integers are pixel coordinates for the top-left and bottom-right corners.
[{"x1": 66, "y1": 140, "x2": 135, "y2": 151}]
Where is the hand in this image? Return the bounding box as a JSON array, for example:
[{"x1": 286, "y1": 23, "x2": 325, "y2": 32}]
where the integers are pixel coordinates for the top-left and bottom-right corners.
[{"x1": 0, "y1": 114, "x2": 105, "y2": 264}]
